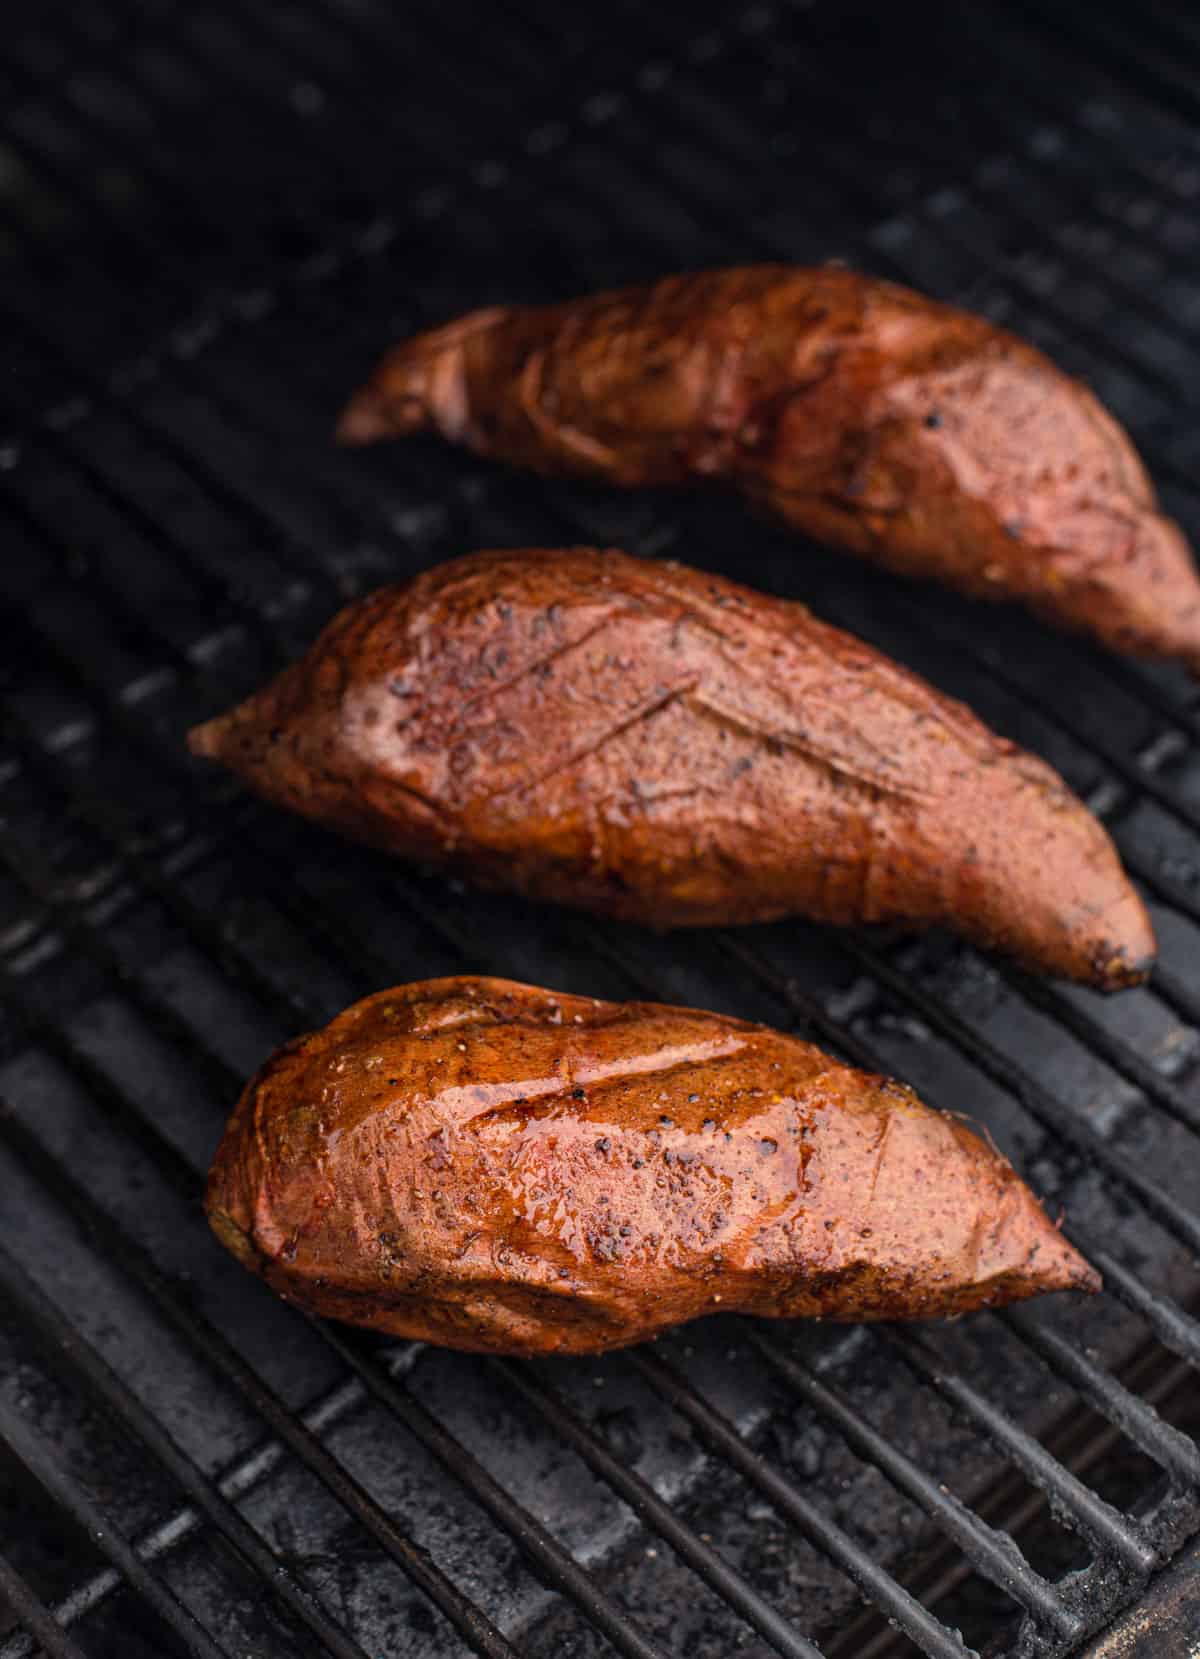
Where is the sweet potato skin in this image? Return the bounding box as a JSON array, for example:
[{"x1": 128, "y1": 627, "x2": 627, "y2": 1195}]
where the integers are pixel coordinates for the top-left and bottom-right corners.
[
  {"x1": 189, "y1": 547, "x2": 1153, "y2": 989},
  {"x1": 205, "y1": 977, "x2": 1098, "y2": 1355},
  {"x1": 338, "y1": 266, "x2": 1200, "y2": 670}
]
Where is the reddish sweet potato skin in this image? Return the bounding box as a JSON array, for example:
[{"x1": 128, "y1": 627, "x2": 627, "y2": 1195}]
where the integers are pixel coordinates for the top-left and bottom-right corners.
[
  {"x1": 205, "y1": 977, "x2": 1098, "y2": 1355},
  {"x1": 189, "y1": 547, "x2": 1153, "y2": 989},
  {"x1": 338, "y1": 265, "x2": 1200, "y2": 670}
]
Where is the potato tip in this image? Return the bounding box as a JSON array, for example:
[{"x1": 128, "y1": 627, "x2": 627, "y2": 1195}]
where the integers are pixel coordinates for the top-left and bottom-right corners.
[
  {"x1": 187, "y1": 716, "x2": 225, "y2": 760},
  {"x1": 335, "y1": 388, "x2": 394, "y2": 446}
]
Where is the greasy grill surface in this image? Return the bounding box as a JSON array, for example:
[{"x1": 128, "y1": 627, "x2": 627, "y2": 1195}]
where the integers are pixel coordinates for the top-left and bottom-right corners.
[{"x1": 0, "y1": 2, "x2": 1198, "y2": 1656}]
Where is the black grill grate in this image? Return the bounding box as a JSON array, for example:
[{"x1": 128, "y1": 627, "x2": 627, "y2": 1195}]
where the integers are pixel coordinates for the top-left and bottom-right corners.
[{"x1": 1, "y1": 2, "x2": 1199, "y2": 1656}]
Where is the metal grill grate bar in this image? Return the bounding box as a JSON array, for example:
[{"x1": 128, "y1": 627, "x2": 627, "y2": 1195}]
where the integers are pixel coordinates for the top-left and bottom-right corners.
[
  {"x1": 784, "y1": 3, "x2": 1200, "y2": 387},
  {"x1": 1001, "y1": 1307, "x2": 1200, "y2": 1488},
  {"x1": 30, "y1": 323, "x2": 1195, "y2": 1360},
  {"x1": 807, "y1": 607, "x2": 1200, "y2": 1128},
  {"x1": 0, "y1": 1239, "x2": 377, "y2": 1659},
  {"x1": 492, "y1": 1358, "x2": 829, "y2": 1659},
  {"x1": 4, "y1": 0, "x2": 1196, "y2": 521},
  {"x1": 998, "y1": 964, "x2": 1200, "y2": 1140},
  {"x1": 1033, "y1": 0, "x2": 1200, "y2": 130},
  {"x1": 0, "y1": 1389, "x2": 232, "y2": 1659},
  {"x1": 629, "y1": 1350, "x2": 977, "y2": 1659},
  {"x1": 0, "y1": 1378, "x2": 368, "y2": 1659},
  {"x1": 838, "y1": 937, "x2": 1200, "y2": 1258},
  {"x1": 1073, "y1": 1241, "x2": 1200, "y2": 1370},
  {"x1": 0, "y1": 693, "x2": 323, "y2": 1032},
  {"x1": 887, "y1": 1333, "x2": 1156, "y2": 1576},
  {"x1": 569, "y1": 5, "x2": 1192, "y2": 449},
  {"x1": 732, "y1": 40, "x2": 1192, "y2": 426},
  {"x1": 0, "y1": 1558, "x2": 88, "y2": 1659},
  {"x1": 0, "y1": 298, "x2": 349, "y2": 604},
  {"x1": 8, "y1": 174, "x2": 1200, "y2": 1162},
  {"x1": 952, "y1": 628, "x2": 1200, "y2": 843},
  {"x1": 782, "y1": 597, "x2": 1200, "y2": 1123},
  {"x1": 2, "y1": 6, "x2": 1200, "y2": 875},
  {"x1": 312, "y1": 1325, "x2": 675, "y2": 1659},
  {"x1": 539, "y1": 7, "x2": 1200, "y2": 513},
  {"x1": 576, "y1": 927, "x2": 1189, "y2": 1589},
  {"x1": 718, "y1": 921, "x2": 1200, "y2": 1266},
  {"x1": 743, "y1": 1329, "x2": 1079, "y2": 1641},
  {"x1": 0, "y1": 1093, "x2": 520, "y2": 1659},
  {"x1": 0, "y1": 591, "x2": 411, "y2": 1026},
  {"x1": 0, "y1": 0, "x2": 760, "y2": 410},
  {"x1": 680, "y1": 933, "x2": 1200, "y2": 1584}
]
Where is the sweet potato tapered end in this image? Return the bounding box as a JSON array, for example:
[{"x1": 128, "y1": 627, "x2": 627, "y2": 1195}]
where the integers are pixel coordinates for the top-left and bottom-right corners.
[{"x1": 336, "y1": 383, "x2": 425, "y2": 445}]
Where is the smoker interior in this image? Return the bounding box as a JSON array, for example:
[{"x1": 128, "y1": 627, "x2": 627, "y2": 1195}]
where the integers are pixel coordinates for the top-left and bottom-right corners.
[{"x1": 2, "y1": 2, "x2": 1200, "y2": 1656}]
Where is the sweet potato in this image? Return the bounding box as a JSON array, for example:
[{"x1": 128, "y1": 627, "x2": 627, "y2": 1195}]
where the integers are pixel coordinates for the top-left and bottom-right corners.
[
  {"x1": 188, "y1": 547, "x2": 1153, "y2": 988},
  {"x1": 206, "y1": 977, "x2": 1098, "y2": 1355},
  {"x1": 338, "y1": 265, "x2": 1200, "y2": 670}
]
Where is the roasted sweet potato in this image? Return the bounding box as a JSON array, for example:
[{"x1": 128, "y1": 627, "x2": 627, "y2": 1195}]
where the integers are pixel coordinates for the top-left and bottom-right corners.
[
  {"x1": 188, "y1": 547, "x2": 1153, "y2": 988},
  {"x1": 206, "y1": 977, "x2": 1098, "y2": 1355},
  {"x1": 338, "y1": 265, "x2": 1200, "y2": 670}
]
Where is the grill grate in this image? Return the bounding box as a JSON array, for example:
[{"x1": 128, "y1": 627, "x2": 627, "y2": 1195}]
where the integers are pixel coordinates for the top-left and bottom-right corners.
[{"x1": 1, "y1": 2, "x2": 1199, "y2": 1656}]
